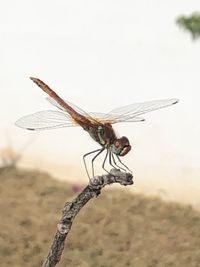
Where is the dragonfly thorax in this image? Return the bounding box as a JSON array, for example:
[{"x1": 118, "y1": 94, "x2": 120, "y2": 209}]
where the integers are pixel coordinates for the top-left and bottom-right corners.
[
  {"x1": 88, "y1": 123, "x2": 117, "y2": 147},
  {"x1": 111, "y1": 136, "x2": 131, "y2": 156}
]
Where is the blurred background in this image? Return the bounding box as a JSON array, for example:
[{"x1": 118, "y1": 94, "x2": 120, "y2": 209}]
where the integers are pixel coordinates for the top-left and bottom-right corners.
[
  {"x1": 1, "y1": 0, "x2": 200, "y2": 205},
  {"x1": 1, "y1": 1, "x2": 200, "y2": 266}
]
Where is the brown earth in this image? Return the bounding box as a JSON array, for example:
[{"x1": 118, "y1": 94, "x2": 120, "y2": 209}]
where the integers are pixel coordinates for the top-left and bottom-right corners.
[{"x1": 0, "y1": 167, "x2": 200, "y2": 267}]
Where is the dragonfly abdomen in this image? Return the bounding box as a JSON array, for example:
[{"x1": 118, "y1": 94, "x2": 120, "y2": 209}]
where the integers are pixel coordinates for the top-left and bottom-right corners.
[{"x1": 30, "y1": 77, "x2": 93, "y2": 129}]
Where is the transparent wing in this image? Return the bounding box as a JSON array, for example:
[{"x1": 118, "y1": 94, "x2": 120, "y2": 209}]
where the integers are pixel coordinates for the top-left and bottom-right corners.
[
  {"x1": 105, "y1": 98, "x2": 179, "y2": 123},
  {"x1": 88, "y1": 112, "x2": 145, "y2": 123},
  {"x1": 46, "y1": 97, "x2": 66, "y2": 111},
  {"x1": 15, "y1": 110, "x2": 78, "y2": 131},
  {"x1": 46, "y1": 97, "x2": 100, "y2": 124},
  {"x1": 46, "y1": 97, "x2": 179, "y2": 125}
]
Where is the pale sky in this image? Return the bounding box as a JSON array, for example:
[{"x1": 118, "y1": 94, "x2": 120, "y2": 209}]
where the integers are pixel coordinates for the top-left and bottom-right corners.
[{"x1": 1, "y1": 1, "x2": 200, "y2": 205}]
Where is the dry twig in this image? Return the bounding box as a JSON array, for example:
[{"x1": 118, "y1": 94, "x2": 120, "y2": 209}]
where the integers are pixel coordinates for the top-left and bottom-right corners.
[{"x1": 42, "y1": 169, "x2": 133, "y2": 267}]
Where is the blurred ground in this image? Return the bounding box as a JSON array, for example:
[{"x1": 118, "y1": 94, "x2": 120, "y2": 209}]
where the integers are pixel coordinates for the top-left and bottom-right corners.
[{"x1": 1, "y1": 167, "x2": 200, "y2": 267}]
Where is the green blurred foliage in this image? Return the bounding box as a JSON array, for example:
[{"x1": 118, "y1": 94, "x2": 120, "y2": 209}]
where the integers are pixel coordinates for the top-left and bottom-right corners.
[{"x1": 176, "y1": 12, "x2": 200, "y2": 40}]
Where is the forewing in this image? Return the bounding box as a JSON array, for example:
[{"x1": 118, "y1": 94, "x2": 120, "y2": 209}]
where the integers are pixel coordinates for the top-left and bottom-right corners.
[
  {"x1": 15, "y1": 110, "x2": 78, "y2": 130},
  {"x1": 107, "y1": 98, "x2": 179, "y2": 122},
  {"x1": 88, "y1": 112, "x2": 145, "y2": 123},
  {"x1": 46, "y1": 96, "x2": 178, "y2": 125},
  {"x1": 46, "y1": 97, "x2": 100, "y2": 124}
]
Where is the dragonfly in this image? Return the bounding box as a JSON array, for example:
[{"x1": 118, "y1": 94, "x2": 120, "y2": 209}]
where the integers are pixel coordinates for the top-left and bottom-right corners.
[{"x1": 16, "y1": 77, "x2": 179, "y2": 178}]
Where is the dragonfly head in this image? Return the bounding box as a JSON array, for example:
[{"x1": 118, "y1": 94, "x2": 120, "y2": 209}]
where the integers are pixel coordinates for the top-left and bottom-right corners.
[{"x1": 111, "y1": 136, "x2": 131, "y2": 156}]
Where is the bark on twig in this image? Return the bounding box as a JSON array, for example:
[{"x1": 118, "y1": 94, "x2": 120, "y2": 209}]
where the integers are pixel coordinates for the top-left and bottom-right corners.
[{"x1": 42, "y1": 169, "x2": 133, "y2": 267}]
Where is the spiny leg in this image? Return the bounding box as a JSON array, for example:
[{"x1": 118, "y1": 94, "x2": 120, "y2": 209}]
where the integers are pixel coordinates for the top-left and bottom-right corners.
[
  {"x1": 116, "y1": 155, "x2": 132, "y2": 173},
  {"x1": 83, "y1": 148, "x2": 102, "y2": 179},
  {"x1": 111, "y1": 153, "x2": 127, "y2": 172},
  {"x1": 91, "y1": 147, "x2": 105, "y2": 178},
  {"x1": 102, "y1": 149, "x2": 109, "y2": 174},
  {"x1": 109, "y1": 150, "x2": 120, "y2": 170}
]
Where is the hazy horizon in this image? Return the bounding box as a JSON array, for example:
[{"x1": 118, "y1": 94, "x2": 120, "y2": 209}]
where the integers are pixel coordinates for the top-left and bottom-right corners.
[{"x1": 1, "y1": 1, "x2": 200, "y2": 206}]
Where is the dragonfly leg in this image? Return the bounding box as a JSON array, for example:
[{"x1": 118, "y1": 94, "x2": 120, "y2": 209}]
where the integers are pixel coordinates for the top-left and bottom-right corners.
[
  {"x1": 102, "y1": 149, "x2": 110, "y2": 174},
  {"x1": 91, "y1": 147, "x2": 105, "y2": 178},
  {"x1": 109, "y1": 150, "x2": 120, "y2": 170},
  {"x1": 83, "y1": 148, "x2": 103, "y2": 179},
  {"x1": 116, "y1": 155, "x2": 132, "y2": 173},
  {"x1": 111, "y1": 153, "x2": 127, "y2": 172}
]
